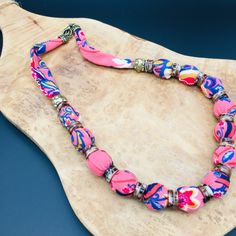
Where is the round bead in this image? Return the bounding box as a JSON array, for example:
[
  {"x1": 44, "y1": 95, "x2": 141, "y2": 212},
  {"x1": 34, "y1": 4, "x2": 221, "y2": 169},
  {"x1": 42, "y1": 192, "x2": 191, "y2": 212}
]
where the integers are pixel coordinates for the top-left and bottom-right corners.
[
  {"x1": 152, "y1": 59, "x2": 173, "y2": 79},
  {"x1": 133, "y1": 58, "x2": 145, "y2": 72},
  {"x1": 86, "y1": 149, "x2": 113, "y2": 176},
  {"x1": 214, "y1": 120, "x2": 236, "y2": 142},
  {"x1": 143, "y1": 183, "x2": 169, "y2": 211},
  {"x1": 213, "y1": 146, "x2": 236, "y2": 169},
  {"x1": 110, "y1": 170, "x2": 138, "y2": 197},
  {"x1": 71, "y1": 127, "x2": 95, "y2": 152},
  {"x1": 178, "y1": 65, "x2": 199, "y2": 85},
  {"x1": 176, "y1": 186, "x2": 205, "y2": 213},
  {"x1": 200, "y1": 76, "x2": 224, "y2": 98},
  {"x1": 202, "y1": 170, "x2": 230, "y2": 198},
  {"x1": 213, "y1": 96, "x2": 236, "y2": 119},
  {"x1": 58, "y1": 104, "x2": 81, "y2": 129}
]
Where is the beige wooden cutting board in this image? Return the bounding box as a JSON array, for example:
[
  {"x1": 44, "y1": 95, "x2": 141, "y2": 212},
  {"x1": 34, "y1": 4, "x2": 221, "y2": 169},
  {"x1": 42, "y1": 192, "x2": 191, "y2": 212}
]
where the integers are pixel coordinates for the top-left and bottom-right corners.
[{"x1": 0, "y1": 1, "x2": 236, "y2": 235}]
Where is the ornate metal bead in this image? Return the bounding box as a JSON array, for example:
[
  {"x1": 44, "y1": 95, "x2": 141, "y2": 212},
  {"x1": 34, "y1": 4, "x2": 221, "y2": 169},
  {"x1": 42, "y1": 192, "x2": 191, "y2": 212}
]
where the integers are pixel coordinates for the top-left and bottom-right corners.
[
  {"x1": 84, "y1": 145, "x2": 99, "y2": 159},
  {"x1": 133, "y1": 58, "x2": 146, "y2": 72},
  {"x1": 219, "y1": 137, "x2": 235, "y2": 148},
  {"x1": 144, "y1": 59, "x2": 154, "y2": 73},
  {"x1": 214, "y1": 163, "x2": 232, "y2": 177},
  {"x1": 167, "y1": 189, "x2": 178, "y2": 207},
  {"x1": 67, "y1": 121, "x2": 84, "y2": 134},
  {"x1": 198, "y1": 184, "x2": 213, "y2": 203},
  {"x1": 103, "y1": 163, "x2": 119, "y2": 183},
  {"x1": 133, "y1": 182, "x2": 148, "y2": 200},
  {"x1": 171, "y1": 63, "x2": 181, "y2": 77},
  {"x1": 51, "y1": 94, "x2": 68, "y2": 110},
  {"x1": 212, "y1": 90, "x2": 227, "y2": 102},
  {"x1": 196, "y1": 72, "x2": 207, "y2": 87}
]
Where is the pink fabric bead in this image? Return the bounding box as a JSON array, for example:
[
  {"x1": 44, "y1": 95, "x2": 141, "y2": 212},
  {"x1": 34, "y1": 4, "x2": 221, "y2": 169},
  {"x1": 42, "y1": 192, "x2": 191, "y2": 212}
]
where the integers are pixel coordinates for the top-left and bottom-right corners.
[
  {"x1": 110, "y1": 170, "x2": 138, "y2": 197},
  {"x1": 202, "y1": 170, "x2": 230, "y2": 198},
  {"x1": 86, "y1": 149, "x2": 113, "y2": 176},
  {"x1": 71, "y1": 127, "x2": 95, "y2": 152},
  {"x1": 214, "y1": 120, "x2": 236, "y2": 142},
  {"x1": 143, "y1": 183, "x2": 169, "y2": 211},
  {"x1": 213, "y1": 146, "x2": 236, "y2": 169},
  {"x1": 213, "y1": 96, "x2": 236, "y2": 119},
  {"x1": 176, "y1": 186, "x2": 204, "y2": 213}
]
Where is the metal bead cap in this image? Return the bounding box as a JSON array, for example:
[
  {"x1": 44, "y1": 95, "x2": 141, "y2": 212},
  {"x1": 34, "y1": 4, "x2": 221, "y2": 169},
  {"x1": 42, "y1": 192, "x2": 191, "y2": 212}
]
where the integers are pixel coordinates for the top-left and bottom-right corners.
[
  {"x1": 103, "y1": 163, "x2": 119, "y2": 183},
  {"x1": 198, "y1": 184, "x2": 213, "y2": 203},
  {"x1": 51, "y1": 94, "x2": 68, "y2": 110},
  {"x1": 133, "y1": 182, "x2": 148, "y2": 200}
]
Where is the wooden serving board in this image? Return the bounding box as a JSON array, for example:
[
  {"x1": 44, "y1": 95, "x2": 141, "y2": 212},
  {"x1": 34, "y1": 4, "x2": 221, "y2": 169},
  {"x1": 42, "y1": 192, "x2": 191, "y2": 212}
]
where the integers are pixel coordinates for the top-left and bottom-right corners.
[{"x1": 0, "y1": 1, "x2": 235, "y2": 235}]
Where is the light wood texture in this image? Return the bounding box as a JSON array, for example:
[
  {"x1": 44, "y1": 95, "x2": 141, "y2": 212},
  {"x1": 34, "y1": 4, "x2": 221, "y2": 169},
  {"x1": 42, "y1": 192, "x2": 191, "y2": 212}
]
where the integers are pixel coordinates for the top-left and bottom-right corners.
[{"x1": 0, "y1": 1, "x2": 236, "y2": 235}]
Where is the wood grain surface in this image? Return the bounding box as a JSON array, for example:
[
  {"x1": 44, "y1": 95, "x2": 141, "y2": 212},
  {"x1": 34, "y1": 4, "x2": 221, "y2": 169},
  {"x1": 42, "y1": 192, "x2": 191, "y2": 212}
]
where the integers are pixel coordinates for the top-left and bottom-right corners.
[{"x1": 0, "y1": 1, "x2": 235, "y2": 235}]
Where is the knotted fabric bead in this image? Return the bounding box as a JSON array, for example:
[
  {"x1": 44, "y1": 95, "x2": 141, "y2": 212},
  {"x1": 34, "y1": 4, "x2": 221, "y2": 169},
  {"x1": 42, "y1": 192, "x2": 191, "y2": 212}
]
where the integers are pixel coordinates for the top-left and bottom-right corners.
[
  {"x1": 86, "y1": 149, "x2": 113, "y2": 176},
  {"x1": 143, "y1": 183, "x2": 168, "y2": 211},
  {"x1": 200, "y1": 76, "x2": 224, "y2": 98},
  {"x1": 213, "y1": 96, "x2": 236, "y2": 119},
  {"x1": 58, "y1": 104, "x2": 81, "y2": 128},
  {"x1": 213, "y1": 146, "x2": 236, "y2": 169},
  {"x1": 214, "y1": 120, "x2": 236, "y2": 142},
  {"x1": 176, "y1": 186, "x2": 204, "y2": 213},
  {"x1": 178, "y1": 65, "x2": 199, "y2": 85},
  {"x1": 71, "y1": 127, "x2": 95, "y2": 152},
  {"x1": 202, "y1": 170, "x2": 230, "y2": 198},
  {"x1": 110, "y1": 170, "x2": 138, "y2": 197},
  {"x1": 152, "y1": 59, "x2": 173, "y2": 79}
]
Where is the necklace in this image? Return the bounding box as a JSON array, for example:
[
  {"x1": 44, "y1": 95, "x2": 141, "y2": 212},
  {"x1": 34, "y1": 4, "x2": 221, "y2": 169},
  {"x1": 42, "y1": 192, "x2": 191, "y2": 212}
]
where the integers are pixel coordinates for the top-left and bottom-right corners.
[{"x1": 30, "y1": 23, "x2": 236, "y2": 213}]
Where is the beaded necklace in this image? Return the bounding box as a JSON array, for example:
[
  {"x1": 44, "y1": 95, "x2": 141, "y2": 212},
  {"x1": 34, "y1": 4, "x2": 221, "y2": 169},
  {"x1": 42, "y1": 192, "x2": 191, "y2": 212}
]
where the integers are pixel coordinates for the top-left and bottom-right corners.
[{"x1": 30, "y1": 23, "x2": 236, "y2": 213}]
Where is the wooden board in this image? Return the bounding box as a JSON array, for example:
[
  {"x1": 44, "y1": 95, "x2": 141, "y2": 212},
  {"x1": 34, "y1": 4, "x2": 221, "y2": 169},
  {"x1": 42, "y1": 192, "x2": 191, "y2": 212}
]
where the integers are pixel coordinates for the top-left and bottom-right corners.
[{"x1": 0, "y1": 1, "x2": 236, "y2": 235}]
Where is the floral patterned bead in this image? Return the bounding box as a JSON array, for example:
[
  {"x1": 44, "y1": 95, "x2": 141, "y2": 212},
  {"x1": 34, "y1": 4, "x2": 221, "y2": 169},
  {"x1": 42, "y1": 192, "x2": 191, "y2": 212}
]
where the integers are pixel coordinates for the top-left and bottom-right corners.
[
  {"x1": 213, "y1": 95, "x2": 236, "y2": 119},
  {"x1": 152, "y1": 59, "x2": 173, "y2": 79},
  {"x1": 202, "y1": 170, "x2": 230, "y2": 198},
  {"x1": 214, "y1": 120, "x2": 236, "y2": 142},
  {"x1": 213, "y1": 146, "x2": 236, "y2": 169},
  {"x1": 178, "y1": 65, "x2": 199, "y2": 85},
  {"x1": 110, "y1": 170, "x2": 138, "y2": 197},
  {"x1": 58, "y1": 104, "x2": 81, "y2": 128},
  {"x1": 176, "y1": 186, "x2": 205, "y2": 213},
  {"x1": 143, "y1": 183, "x2": 169, "y2": 211},
  {"x1": 200, "y1": 76, "x2": 224, "y2": 98},
  {"x1": 71, "y1": 127, "x2": 95, "y2": 153}
]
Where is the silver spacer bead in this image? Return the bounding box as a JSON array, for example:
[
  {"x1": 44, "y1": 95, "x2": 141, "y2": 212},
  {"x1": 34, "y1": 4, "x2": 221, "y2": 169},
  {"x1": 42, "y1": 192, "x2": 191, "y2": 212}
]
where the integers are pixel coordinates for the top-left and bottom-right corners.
[
  {"x1": 171, "y1": 63, "x2": 181, "y2": 77},
  {"x1": 51, "y1": 94, "x2": 68, "y2": 110},
  {"x1": 103, "y1": 163, "x2": 119, "y2": 183},
  {"x1": 67, "y1": 121, "x2": 83, "y2": 134},
  {"x1": 214, "y1": 163, "x2": 232, "y2": 177},
  {"x1": 212, "y1": 90, "x2": 227, "y2": 102},
  {"x1": 144, "y1": 59, "x2": 154, "y2": 73},
  {"x1": 196, "y1": 72, "x2": 207, "y2": 87},
  {"x1": 84, "y1": 145, "x2": 99, "y2": 159},
  {"x1": 167, "y1": 189, "x2": 179, "y2": 207},
  {"x1": 219, "y1": 138, "x2": 235, "y2": 148},
  {"x1": 219, "y1": 113, "x2": 234, "y2": 122},
  {"x1": 198, "y1": 184, "x2": 213, "y2": 203},
  {"x1": 133, "y1": 182, "x2": 148, "y2": 200}
]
